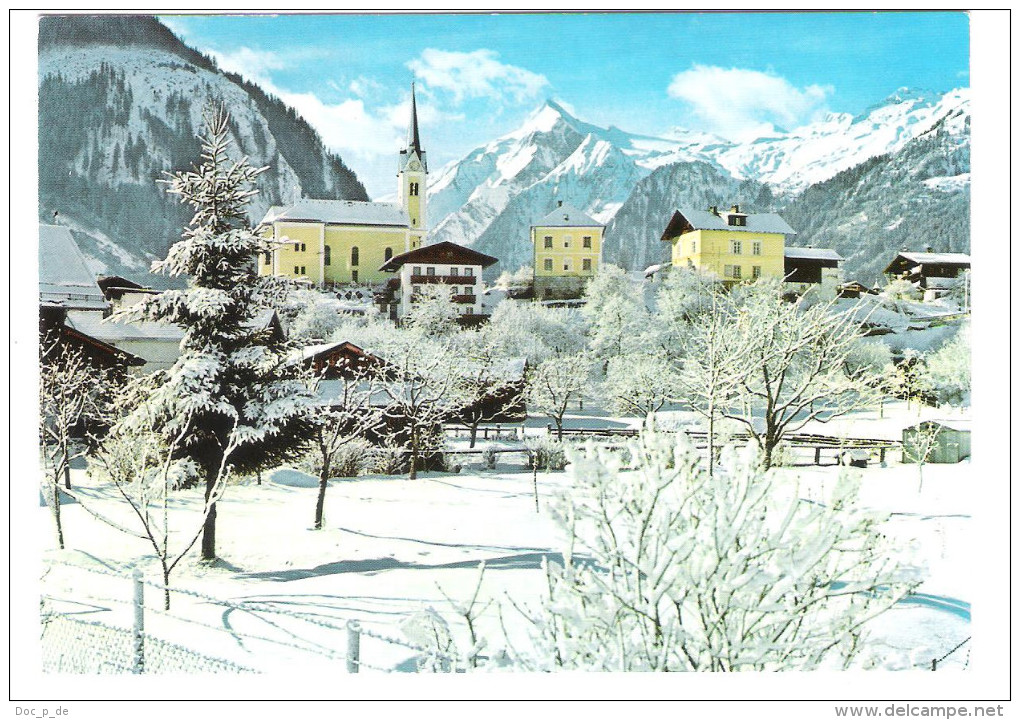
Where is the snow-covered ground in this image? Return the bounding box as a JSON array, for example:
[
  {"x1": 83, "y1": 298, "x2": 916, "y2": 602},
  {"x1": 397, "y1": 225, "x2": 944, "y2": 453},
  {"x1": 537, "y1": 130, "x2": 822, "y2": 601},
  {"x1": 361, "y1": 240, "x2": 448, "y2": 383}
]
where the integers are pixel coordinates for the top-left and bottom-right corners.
[{"x1": 35, "y1": 400, "x2": 975, "y2": 681}]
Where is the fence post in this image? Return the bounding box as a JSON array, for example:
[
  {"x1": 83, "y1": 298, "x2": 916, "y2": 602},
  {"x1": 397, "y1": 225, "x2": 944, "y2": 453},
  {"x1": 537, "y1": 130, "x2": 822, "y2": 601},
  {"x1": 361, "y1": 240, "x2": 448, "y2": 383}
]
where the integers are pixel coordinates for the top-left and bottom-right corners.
[
  {"x1": 132, "y1": 567, "x2": 145, "y2": 674},
  {"x1": 346, "y1": 620, "x2": 361, "y2": 673},
  {"x1": 931, "y1": 658, "x2": 937, "y2": 671}
]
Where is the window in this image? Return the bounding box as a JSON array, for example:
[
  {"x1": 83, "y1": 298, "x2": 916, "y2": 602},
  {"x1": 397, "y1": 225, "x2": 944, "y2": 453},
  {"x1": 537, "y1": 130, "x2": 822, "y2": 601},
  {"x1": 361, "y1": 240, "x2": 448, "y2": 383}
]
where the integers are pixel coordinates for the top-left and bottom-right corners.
[
  {"x1": 426, "y1": 267, "x2": 435, "y2": 276},
  {"x1": 409, "y1": 182, "x2": 419, "y2": 196},
  {"x1": 691, "y1": 239, "x2": 697, "y2": 254},
  {"x1": 752, "y1": 241, "x2": 762, "y2": 256},
  {"x1": 582, "y1": 258, "x2": 592, "y2": 272},
  {"x1": 563, "y1": 260, "x2": 572, "y2": 272},
  {"x1": 544, "y1": 258, "x2": 553, "y2": 271},
  {"x1": 731, "y1": 240, "x2": 742, "y2": 254},
  {"x1": 294, "y1": 266, "x2": 300, "y2": 274},
  {"x1": 263, "y1": 251, "x2": 271, "y2": 266},
  {"x1": 732, "y1": 265, "x2": 742, "y2": 279},
  {"x1": 352, "y1": 270, "x2": 358, "y2": 283},
  {"x1": 544, "y1": 236, "x2": 553, "y2": 249},
  {"x1": 464, "y1": 267, "x2": 473, "y2": 276},
  {"x1": 583, "y1": 236, "x2": 592, "y2": 248},
  {"x1": 385, "y1": 247, "x2": 393, "y2": 261},
  {"x1": 451, "y1": 267, "x2": 459, "y2": 276},
  {"x1": 465, "y1": 307, "x2": 474, "y2": 315},
  {"x1": 451, "y1": 287, "x2": 459, "y2": 296},
  {"x1": 752, "y1": 265, "x2": 762, "y2": 280},
  {"x1": 324, "y1": 246, "x2": 331, "y2": 266},
  {"x1": 351, "y1": 246, "x2": 359, "y2": 266},
  {"x1": 414, "y1": 266, "x2": 422, "y2": 275},
  {"x1": 564, "y1": 235, "x2": 572, "y2": 248}
]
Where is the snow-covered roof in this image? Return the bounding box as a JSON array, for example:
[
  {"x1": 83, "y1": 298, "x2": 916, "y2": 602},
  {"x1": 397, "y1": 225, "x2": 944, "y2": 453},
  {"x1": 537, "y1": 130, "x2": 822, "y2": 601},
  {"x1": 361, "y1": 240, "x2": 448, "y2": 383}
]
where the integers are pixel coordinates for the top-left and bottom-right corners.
[
  {"x1": 68, "y1": 313, "x2": 185, "y2": 342},
  {"x1": 379, "y1": 241, "x2": 498, "y2": 272},
  {"x1": 38, "y1": 225, "x2": 109, "y2": 311},
  {"x1": 784, "y1": 247, "x2": 843, "y2": 261},
  {"x1": 665, "y1": 208, "x2": 797, "y2": 237},
  {"x1": 260, "y1": 198, "x2": 410, "y2": 228},
  {"x1": 533, "y1": 202, "x2": 603, "y2": 228},
  {"x1": 897, "y1": 252, "x2": 970, "y2": 266}
]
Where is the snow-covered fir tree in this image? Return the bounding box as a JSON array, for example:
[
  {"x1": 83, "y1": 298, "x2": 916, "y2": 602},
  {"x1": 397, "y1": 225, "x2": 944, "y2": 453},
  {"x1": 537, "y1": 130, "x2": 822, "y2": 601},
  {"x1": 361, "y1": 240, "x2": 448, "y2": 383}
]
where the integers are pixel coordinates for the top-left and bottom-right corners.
[{"x1": 116, "y1": 106, "x2": 313, "y2": 560}]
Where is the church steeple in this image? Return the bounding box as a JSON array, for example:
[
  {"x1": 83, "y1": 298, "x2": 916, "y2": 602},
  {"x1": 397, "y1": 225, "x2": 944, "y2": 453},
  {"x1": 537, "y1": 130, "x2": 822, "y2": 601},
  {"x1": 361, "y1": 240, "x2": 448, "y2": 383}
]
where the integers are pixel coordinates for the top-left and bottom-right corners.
[
  {"x1": 398, "y1": 82, "x2": 428, "y2": 248},
  {"x1": 400, "y1": 82, "x2": 427, "y2": 172}
]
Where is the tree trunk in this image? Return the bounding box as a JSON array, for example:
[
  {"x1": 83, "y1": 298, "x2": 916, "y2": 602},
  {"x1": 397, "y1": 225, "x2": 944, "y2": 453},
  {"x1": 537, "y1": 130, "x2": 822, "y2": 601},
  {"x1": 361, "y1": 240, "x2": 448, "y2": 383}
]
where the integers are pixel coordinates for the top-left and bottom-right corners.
[
  {"x1": 162, "y1": 562, "x2": 171, "y2": 611},
  {"x1": 52, "y1": 479, "x2": 64, "y2": 550},
  {"x1": 201, "y1": 467, "x2": 217, "y2": 561},
  {"x1": 469, "y1": 424, "x2": 478, "y2": 449},
  {"x1": 409, "y1": 429, "x2": 419, "y2": 480},
  {"x1": 63, "y1": 455, "x2": 72, "y2": 490},
  {"x1": 315, "y1": 475, "x2": 328, "y2": 530},
  {"x1": 555, "y1": 419, "x2": 563, "y2": 442}
]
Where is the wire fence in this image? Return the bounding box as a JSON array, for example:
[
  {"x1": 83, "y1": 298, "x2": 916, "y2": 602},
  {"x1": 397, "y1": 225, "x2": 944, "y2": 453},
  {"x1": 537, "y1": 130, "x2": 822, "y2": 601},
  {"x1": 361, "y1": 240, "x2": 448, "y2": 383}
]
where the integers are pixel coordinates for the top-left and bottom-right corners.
[
  {"x1": 39, "y1": 558, "x2": 971, "y2": 674},
  {"x1": 40, "y1": 559, "x2": 459, "y2": 675}
]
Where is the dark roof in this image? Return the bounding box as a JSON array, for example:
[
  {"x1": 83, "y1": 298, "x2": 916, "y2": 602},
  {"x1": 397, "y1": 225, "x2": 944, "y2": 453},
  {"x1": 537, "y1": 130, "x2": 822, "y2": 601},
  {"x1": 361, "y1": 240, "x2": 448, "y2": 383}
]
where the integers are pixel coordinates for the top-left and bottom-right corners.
[
  {"x1": 379, "y1": 241, "x2": 499, "y2": 272},
  {"x1": 51, "y1": 324, "x2": 146, "y2": 367},
  {"x1": 97, "y1": 275, "x2": 160, "y2": 302},
  {"x1": 533, "y1": 202, "x2": 602, "y2": 228},
  {"x1": 661, "y1": 208, "x2": 796, "y2": 241},
  {"x1": 883, "y1": 252, "x2": 971, "y2": 275}
]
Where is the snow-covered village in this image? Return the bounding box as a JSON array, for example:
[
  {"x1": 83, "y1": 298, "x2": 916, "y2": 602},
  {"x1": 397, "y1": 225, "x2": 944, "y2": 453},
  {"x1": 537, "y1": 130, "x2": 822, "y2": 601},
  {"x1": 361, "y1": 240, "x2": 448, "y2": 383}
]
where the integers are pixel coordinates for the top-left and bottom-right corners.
[{"x1": 14, "y1": 9, "x2": 1013, "y2": 712}]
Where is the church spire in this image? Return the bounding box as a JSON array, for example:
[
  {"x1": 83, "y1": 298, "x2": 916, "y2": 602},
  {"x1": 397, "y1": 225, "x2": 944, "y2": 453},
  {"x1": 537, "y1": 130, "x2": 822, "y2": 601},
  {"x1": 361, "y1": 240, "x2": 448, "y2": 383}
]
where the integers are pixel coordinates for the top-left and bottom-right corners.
[{"x1": 407, "y1": 82, "x2": 423, "y2": 156}]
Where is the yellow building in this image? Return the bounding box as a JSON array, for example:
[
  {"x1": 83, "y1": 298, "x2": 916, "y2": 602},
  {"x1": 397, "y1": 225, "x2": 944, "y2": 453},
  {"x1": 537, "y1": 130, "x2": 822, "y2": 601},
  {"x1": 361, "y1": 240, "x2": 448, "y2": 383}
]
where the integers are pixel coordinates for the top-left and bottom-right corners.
[
  {"x1": 256, "y1": 84, "x2": 428, "y2": 288},
  {"x1": 660, "y1": 204, "x2": 795, "y2": 284},
  {"x1": 531, "y1": 201, "x2": 604, "y2": 299}
]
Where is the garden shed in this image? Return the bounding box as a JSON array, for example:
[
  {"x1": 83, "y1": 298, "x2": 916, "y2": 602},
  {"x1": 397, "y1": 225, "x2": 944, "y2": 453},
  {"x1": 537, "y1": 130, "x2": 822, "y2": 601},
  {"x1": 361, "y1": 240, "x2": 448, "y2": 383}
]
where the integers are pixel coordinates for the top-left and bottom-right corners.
[{"x1": 902, "y1": 420, "x2": 971, "y2": 464}]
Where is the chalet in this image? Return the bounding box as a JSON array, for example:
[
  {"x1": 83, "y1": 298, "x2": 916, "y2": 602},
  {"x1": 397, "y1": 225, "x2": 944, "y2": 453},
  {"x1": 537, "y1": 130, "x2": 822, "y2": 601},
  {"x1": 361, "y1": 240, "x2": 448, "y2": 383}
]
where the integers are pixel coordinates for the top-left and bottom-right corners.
[
  {"x1": 884, "y1": 251, "x2": 970, "y2": 301},
  {"x1": 379, "y1": 241, "x2": 499, "y2": 320},
  {"x1": 783, "y1": 247, "x2": 844, "y2": 292},
  {"x1": 296, "y1": 340, "x2": 392, "y2": 381},
  {"x1": 96, "y1": 275, "x2": 160, "y2": 310},
  {"x1": 40, "y1": 305, "x2": 145, "y2": 375},
  {"x1": 661, "y1": 205, "x2": 796, "y2": 285}
]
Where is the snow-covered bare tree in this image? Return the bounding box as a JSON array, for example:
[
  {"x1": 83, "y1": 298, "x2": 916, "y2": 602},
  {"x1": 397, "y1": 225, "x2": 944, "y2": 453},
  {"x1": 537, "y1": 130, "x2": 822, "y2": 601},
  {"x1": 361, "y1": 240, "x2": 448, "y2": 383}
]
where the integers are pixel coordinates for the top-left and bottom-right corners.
[
  {"x1": 303, "y1": 364, "x2": 384, "y2": 529},
  {"x1": 403, "y1": 283, "x2": 460, "y2": 338},
  {"x1": 448, "y1": 330, "x2": 524, "y2": 448},
  {"x1": 582, "y1": 264, "x2": 649, "y2": 367},
  {"x1": 91, "y1": 378, "x2": 231, "y2": 610},
  {"x1": 117, "y1": 106, "x2": 313, "y2": 560},
  {"x1": 711, "y1": 281, "x2": 881, "y2": 469},
  {"x1": 487, "y1": 301, "x2": 586, "y2": 365},
  {"x1": 923, "y1": 322, "x2": 970, "y2": 407},
  {"x1": 508, "y1": 424, "x2": 920, "y2": 671},
  {"x1": 375, "y1": 335, "x2": 469, "y2": 479},
  {"x1": 38, "y1": 339, "x2": 112, "y2": 548},
  {"x1": 601, "y1": 352, "x2": 674, "y2": 418},
  {"x1": 527, "y1": 352, "x2": 593, "y2": 440}
]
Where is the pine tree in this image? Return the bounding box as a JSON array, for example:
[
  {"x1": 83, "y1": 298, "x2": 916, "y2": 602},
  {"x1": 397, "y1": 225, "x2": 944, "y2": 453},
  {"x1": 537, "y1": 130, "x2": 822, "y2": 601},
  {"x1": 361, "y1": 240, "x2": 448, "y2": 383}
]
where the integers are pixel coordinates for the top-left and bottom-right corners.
[{"x1": 118, "y1": 105, "x2": 312, "y2": 560}]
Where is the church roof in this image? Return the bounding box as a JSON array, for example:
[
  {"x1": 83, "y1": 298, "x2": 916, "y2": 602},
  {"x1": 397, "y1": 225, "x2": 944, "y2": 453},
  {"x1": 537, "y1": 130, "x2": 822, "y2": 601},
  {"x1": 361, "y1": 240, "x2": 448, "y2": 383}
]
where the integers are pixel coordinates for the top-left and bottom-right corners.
[
  {"x1": 38, "y1": 224, "x2": 109, "y2": 311},
  {"x1": 259, "y1": 198, "x2": 411, "y2": 228},
  {"x1": 379, "y1": 241, "x2": 499, "y2": 272},
  {"x1": 533, "y1": 202, "x2": 602, "y2": 228}
]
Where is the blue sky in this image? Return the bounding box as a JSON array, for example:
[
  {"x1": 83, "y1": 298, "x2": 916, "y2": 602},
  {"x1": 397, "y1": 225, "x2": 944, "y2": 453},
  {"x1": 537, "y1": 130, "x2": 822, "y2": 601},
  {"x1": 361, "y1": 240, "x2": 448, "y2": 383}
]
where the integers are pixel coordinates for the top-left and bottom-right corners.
[{"x1": 160, "y1": 12, "x2": 970, "y2": 199}]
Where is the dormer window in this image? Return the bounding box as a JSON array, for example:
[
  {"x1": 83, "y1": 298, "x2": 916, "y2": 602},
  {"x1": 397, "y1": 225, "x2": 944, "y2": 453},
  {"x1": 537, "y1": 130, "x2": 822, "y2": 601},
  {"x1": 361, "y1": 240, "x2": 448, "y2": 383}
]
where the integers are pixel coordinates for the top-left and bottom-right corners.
[{"x1": 728, "y1": 215, "x2": 747, "y2": 227}]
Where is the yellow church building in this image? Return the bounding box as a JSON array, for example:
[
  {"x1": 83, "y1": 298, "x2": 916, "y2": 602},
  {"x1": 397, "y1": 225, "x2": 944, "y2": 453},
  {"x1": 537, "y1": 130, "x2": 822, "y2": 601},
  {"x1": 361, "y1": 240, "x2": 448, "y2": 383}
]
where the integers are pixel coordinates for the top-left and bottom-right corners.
[
  {"x1": 256, "y1": 85, "x2": 429, "y2": 288},
  {"x1": 530, "y1": 201, "x2": 604, "y2": 299},
  {"x1": 660, "y1": 204, "x2": 795, "y2": 284}
]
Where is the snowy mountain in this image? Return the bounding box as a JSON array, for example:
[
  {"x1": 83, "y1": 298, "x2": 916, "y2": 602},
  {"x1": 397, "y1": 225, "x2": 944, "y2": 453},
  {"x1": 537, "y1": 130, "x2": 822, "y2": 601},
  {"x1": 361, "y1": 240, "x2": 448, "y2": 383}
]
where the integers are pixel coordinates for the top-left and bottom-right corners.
[
  {"x1": 38, "y1": 15, "x2": 368, "y2": 287},
  {"x1": 427, "y1": 88, "x2": 970, "y2": 280}
]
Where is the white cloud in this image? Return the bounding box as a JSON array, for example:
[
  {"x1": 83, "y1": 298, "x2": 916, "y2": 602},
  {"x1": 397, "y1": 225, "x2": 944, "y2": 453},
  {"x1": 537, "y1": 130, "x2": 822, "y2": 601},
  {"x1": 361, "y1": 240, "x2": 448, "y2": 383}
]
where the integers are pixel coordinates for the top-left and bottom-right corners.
[
  {"x1": 408, "y1": 48, "x2": 549, "y2": 105},
  {"x1": 667, "y1": 65, "x2": 833, "y2": 142},
  {"x1": 208, "y1": 47, "x2": 286, "y2": 79}
]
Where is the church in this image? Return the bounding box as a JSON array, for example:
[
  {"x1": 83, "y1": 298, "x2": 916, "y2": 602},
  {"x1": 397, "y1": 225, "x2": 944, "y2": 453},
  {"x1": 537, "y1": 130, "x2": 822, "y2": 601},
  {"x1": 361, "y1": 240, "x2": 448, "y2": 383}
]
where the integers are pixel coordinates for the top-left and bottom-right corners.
[{"x1": 256, "y1": 85, "x2": 429, "y2": 288}]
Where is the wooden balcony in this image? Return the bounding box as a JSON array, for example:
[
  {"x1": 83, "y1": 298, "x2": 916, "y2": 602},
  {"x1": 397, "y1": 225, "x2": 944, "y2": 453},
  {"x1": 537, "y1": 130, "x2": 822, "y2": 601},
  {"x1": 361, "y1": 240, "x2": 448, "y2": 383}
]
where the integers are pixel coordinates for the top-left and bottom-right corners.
[
  {"x1": 452, "y1": 294, "x2": 477, "y2": 304},
  {"x1": 410, "y1": 274, "x2": 477, "y2": 285}
]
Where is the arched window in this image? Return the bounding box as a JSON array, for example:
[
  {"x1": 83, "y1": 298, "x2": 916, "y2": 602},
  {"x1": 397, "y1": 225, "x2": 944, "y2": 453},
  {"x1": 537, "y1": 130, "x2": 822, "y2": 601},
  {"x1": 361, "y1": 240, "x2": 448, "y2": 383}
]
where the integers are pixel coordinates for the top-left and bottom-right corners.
[
  {"x1": 324, "y1": 245, "x2": 331, "y2": 266},
  {"x1": 409, "y1": 182, "x2": 419, "y2": 197},
  {"x1": 351, "y1": 246, "x2": 359, "y2": 267},
  {"x1": 384, "y1": 247, "x2": 393, "y2": 261}
]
